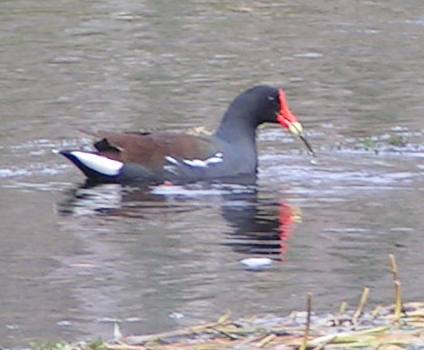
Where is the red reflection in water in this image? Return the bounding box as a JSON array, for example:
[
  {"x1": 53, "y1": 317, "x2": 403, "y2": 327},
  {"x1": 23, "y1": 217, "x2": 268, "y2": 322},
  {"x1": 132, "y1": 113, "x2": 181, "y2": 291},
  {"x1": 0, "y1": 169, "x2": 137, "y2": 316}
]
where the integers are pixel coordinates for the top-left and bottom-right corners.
[{"x1": 278, "y1": 202, "x2": 300, "y2": 259}]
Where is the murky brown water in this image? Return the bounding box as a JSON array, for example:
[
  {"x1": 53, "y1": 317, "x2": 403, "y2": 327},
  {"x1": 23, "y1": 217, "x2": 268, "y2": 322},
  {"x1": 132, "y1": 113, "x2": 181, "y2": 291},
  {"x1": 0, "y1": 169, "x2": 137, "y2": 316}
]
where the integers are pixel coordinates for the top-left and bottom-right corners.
[{"x1": 1, "y1": 0, "x2": 424, "y2": 347}]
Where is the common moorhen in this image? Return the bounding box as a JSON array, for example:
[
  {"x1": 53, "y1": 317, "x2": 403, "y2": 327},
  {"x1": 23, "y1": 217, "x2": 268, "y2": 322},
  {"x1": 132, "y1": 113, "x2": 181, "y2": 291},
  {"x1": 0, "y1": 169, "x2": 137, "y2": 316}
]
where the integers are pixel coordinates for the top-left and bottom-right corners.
[{"x1": 60, "y1": 85, "x2": 314, "y2": 184}]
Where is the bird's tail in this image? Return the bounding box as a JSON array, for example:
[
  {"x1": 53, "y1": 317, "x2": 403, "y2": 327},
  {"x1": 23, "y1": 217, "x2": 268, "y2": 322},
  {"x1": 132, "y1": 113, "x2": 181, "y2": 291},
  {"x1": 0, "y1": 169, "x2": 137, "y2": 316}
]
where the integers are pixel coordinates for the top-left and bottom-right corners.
[{"x1": 58, "y1": 150, "x2": 123, "y2": 182}]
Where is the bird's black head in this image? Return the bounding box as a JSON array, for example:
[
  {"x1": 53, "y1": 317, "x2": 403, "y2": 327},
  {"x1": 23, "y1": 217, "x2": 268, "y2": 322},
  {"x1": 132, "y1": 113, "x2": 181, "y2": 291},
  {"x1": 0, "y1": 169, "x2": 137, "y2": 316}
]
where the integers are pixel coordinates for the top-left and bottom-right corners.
[
  {"x1": 216, "y1": 85, "x2": 314, "y2": 154},
  {"x1": 236, "y1": 85, "x2": 299, "y2": 128}
]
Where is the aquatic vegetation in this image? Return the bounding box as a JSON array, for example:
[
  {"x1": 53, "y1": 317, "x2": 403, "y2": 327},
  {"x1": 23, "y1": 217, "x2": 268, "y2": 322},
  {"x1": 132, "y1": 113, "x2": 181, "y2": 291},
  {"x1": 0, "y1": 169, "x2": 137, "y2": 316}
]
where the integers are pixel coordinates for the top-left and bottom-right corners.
[
  {"x1": 358, "y1": 134, "x2": 408, "y2": 152},
  {"x1": 355, "y1": 128, "x2": 424, "y2": 153},
  {"x1": 387, "y1": 134, "x2": 407, "y2": 147},
  {"x1": 33, "y1": 340, "x2": 106, "y2": 350},
  {"x1": 360, "y1": 137, "x2": 378, "y2": 152}
]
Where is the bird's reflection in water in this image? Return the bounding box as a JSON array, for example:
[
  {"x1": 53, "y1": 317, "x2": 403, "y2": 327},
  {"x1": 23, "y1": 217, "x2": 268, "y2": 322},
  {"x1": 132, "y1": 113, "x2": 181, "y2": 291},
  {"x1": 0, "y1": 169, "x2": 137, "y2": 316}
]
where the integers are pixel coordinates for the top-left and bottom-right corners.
[
  {"x1": 58, "y1": 180, "x2": 300, "y2": 261},
  {"x1": 221, "y1": 192, "x2": 298, "y2": 261}
]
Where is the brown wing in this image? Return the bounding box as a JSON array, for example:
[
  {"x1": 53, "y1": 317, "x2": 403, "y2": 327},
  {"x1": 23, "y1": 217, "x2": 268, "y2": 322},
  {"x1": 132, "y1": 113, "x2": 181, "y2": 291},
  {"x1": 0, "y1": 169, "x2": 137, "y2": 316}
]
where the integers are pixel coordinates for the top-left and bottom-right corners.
[{"x1": 85, "y1": 130, "x2": 219, "y2": 173}]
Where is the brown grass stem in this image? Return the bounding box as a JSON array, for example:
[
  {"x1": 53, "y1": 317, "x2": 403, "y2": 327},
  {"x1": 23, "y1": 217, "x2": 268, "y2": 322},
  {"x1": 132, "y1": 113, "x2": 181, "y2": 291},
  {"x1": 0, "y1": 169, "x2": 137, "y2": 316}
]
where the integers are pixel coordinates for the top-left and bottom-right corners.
[
  {"x1": 300, "y1": 293, "x2": 312, "y2": 350},
  {"x1": 389, "y1": 254, "x2": 399, "y2": 282},
  {"x1": 353, "y1": 288, "x2": 370, "y2": 324}
]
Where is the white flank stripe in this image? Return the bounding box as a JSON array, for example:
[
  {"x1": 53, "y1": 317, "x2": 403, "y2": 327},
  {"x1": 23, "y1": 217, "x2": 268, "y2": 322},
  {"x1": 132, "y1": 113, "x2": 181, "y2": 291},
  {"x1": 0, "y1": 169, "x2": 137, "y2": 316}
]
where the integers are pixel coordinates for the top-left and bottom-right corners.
[
  {"x1": 204, "y1": 153, "x2": 223, "y2": 164},
  {"x1": 173, "y1": 152, "x2": 224, "y2": 168},
  {"x1": 165, "y1": 156, "x2": 178, "y2": 164},
  {"x1": 71, "y1": 151, "x2": 123, "y2": 176},
  {"x1": 183, "y1": 159, "x2": 208, "y2": 167}
]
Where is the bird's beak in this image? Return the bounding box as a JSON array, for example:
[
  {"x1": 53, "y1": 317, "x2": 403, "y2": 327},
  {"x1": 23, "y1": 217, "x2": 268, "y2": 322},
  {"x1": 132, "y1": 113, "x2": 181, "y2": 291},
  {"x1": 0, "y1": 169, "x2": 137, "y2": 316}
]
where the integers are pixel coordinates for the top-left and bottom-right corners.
[
  {"x1": 277, "y1": 89, "x2": 315, "y2": 156},
  {"x1": 287, "y1": 121, "x2": 315, "y2": 156}
]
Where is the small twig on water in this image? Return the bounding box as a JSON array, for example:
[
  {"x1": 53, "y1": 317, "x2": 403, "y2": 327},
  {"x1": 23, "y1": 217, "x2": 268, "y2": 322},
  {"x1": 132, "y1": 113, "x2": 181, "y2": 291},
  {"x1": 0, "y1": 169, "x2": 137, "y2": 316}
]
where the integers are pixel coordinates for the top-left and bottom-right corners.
[
  {"x1": 311, "y1": 335, "x2": 337, "y2": 350},
  {"x1": 393, "y1": 281, "x2": 403, "y2": 323},
  {"x1": 371, "y1": 305, "x2": 383, "y2": 319},
  {"x1": 256, "y1": 333, "x2": 277, "y2": 348},
  {"x1": 353, "y1": 288, "x2": 370, "y2": 324},
  {"x1": 389, "y1": 254, "x2": 406, "y2": 319},
  {"x1": 105, "y1": 344, "x2": 146, "y2": 350},
  {"x1": 211, "y1": 326, "x2": 240, "y2": 340},
  {"x1": 339, "y1": 301, "x2": 348, "y2": 314},
  {"x1": 122, "y1": 313, "x2": 231, "y2": 345},
  {"x1": 300, "y1": 293, "x2": 312, "y2": 350},
  {"x1": 332, "y1": 301, "x2": 349, "y2": 326},
  {"x1": 389, "y1": 254, "x2": 400, "y2": 282}
]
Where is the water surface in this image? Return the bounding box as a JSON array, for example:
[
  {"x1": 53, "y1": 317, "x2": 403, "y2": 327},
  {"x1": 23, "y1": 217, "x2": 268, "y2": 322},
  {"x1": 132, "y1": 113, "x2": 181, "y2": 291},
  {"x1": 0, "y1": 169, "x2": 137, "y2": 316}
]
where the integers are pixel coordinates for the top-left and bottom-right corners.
[{"x1": 1, "y1": 0, "x2": 424, "y2": 347}]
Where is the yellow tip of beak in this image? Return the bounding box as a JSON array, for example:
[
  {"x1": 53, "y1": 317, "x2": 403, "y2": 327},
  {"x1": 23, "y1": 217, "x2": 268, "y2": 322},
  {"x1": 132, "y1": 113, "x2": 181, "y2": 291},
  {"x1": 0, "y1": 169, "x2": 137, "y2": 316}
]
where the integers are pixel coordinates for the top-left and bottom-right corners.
[
  {"x1": 288, "y1": 122, "x2": 304, "y2": 136},
  {"x1": 287, "y1": 122, "x2": 315, "y2": 155}
]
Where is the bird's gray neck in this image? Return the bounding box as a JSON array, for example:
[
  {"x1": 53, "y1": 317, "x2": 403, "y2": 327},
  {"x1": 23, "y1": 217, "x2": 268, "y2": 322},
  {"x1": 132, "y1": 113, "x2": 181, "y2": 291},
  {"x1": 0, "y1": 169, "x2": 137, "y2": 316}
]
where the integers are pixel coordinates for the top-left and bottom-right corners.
[
  {"x1": 214, "y1": 112, "x2": 258, "y2": 173},
  {"x1": 214, "y1": 102, "x2": 259, "y2": 143}
]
